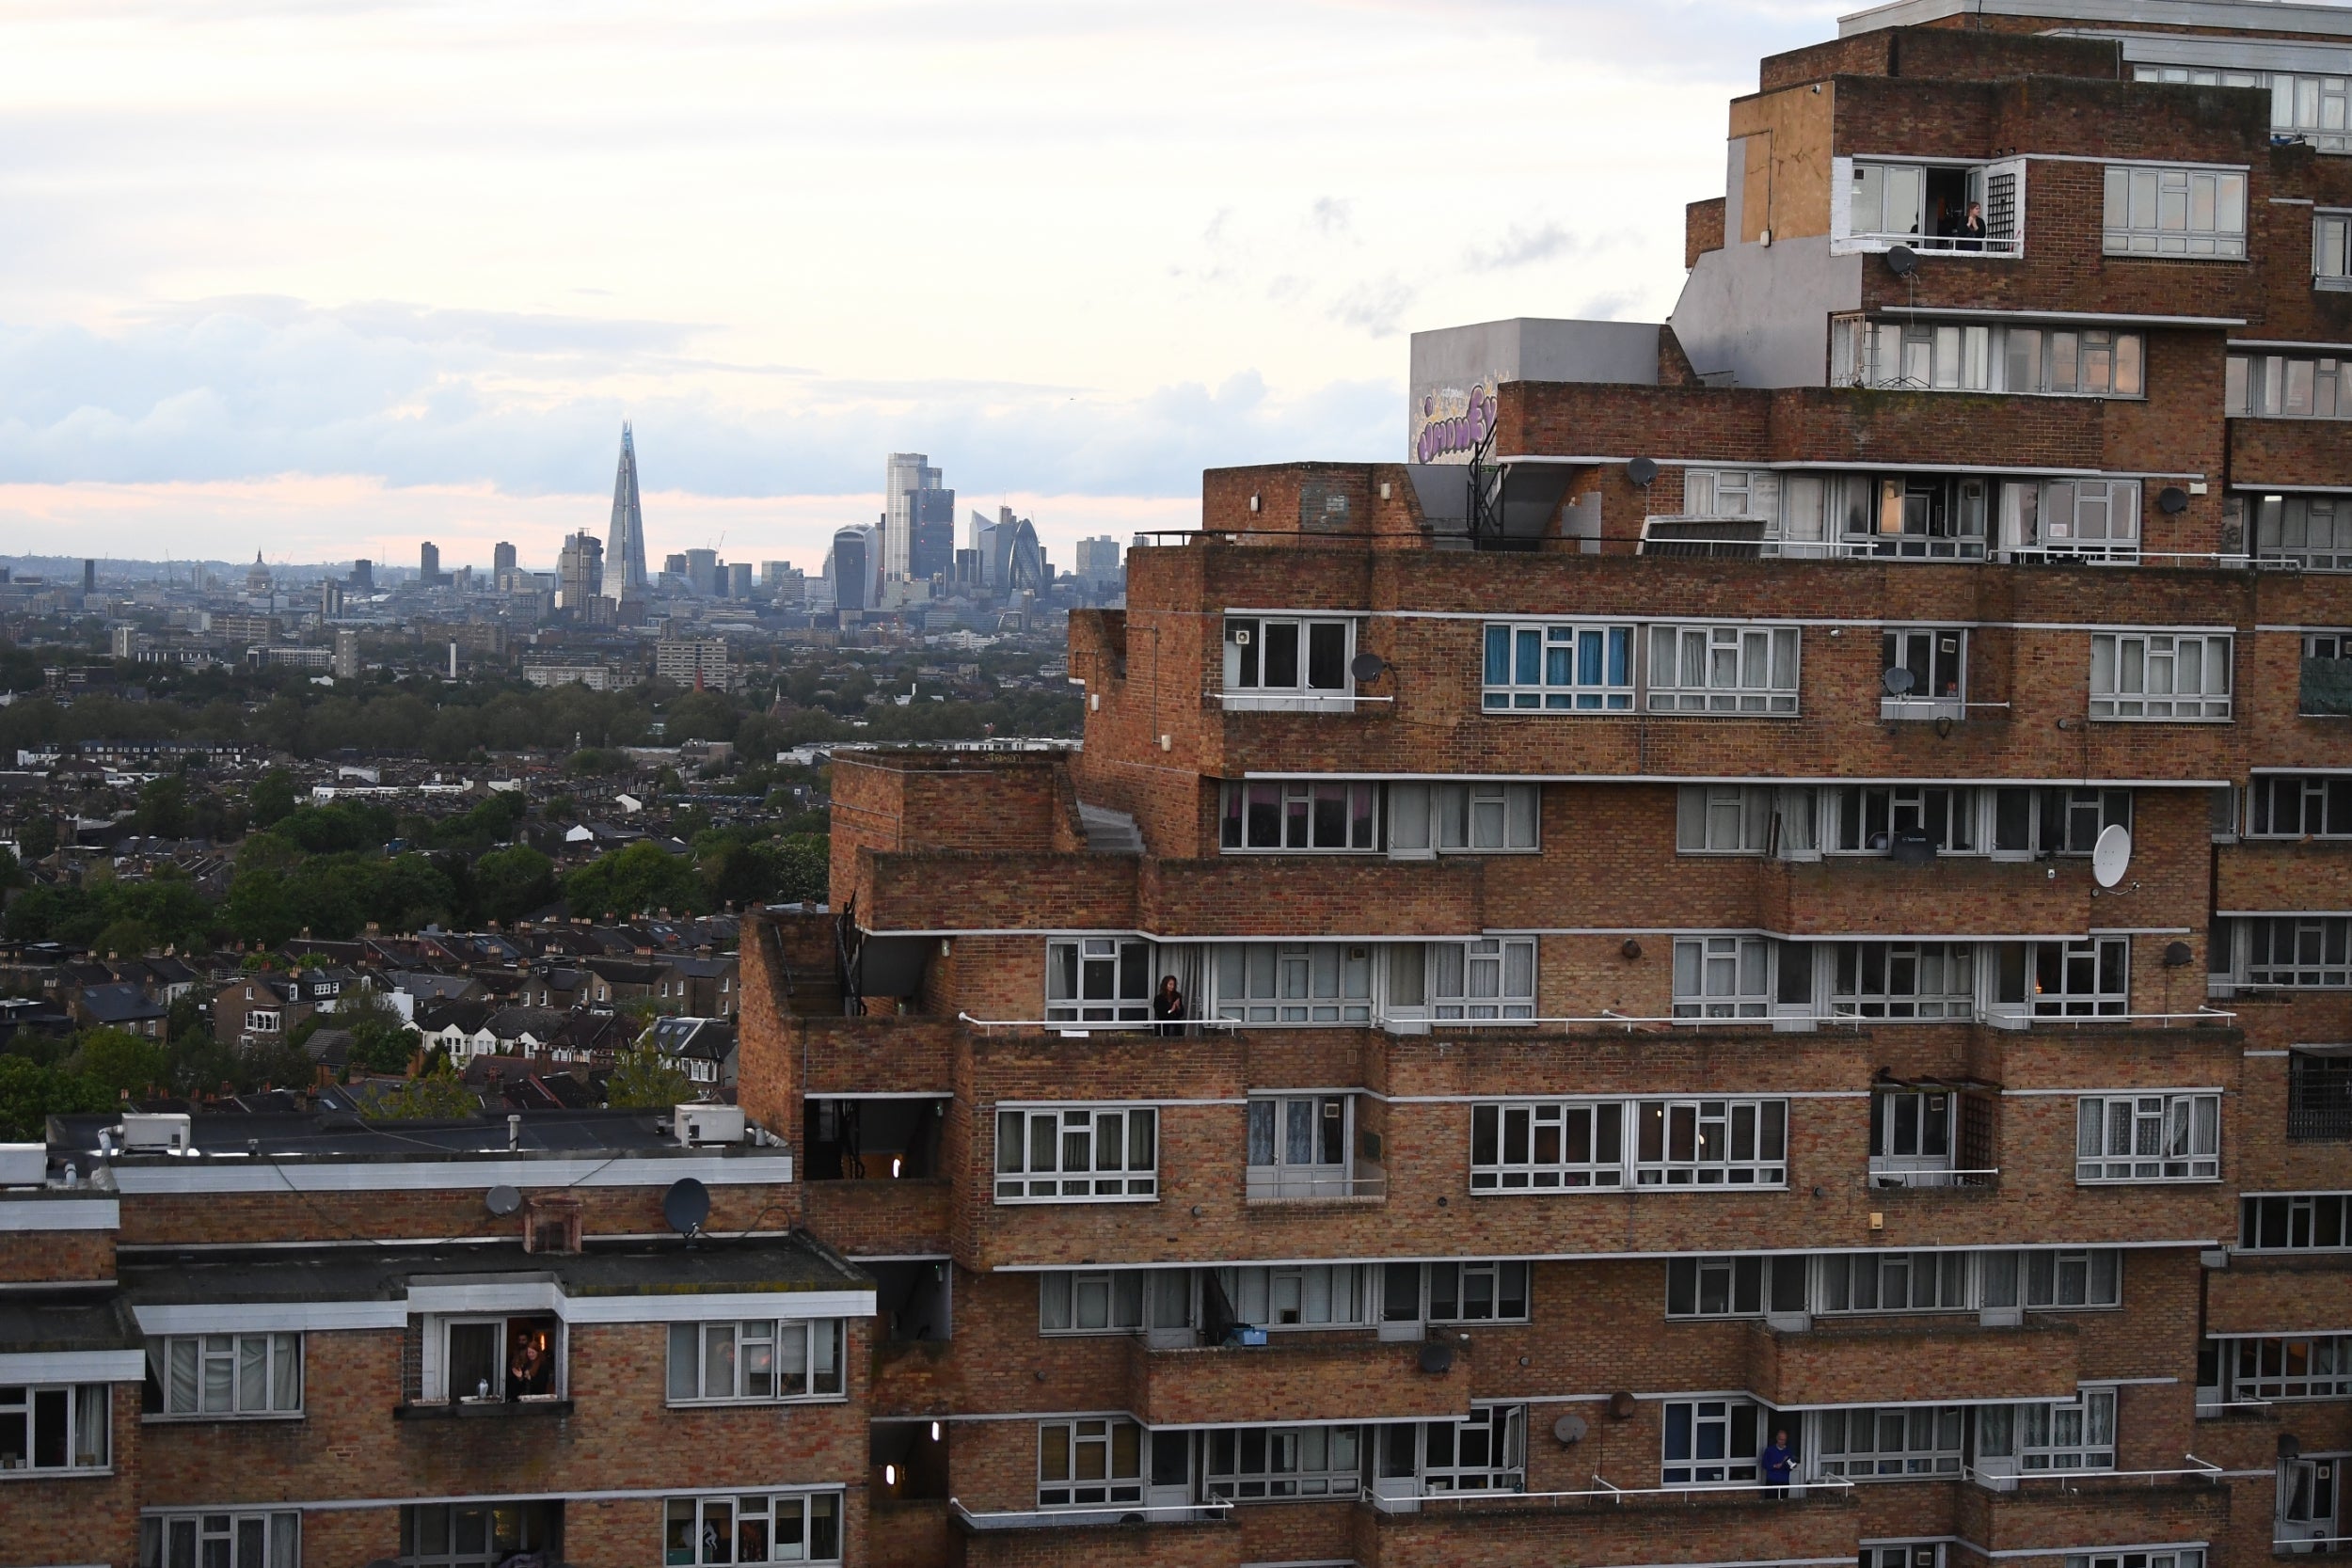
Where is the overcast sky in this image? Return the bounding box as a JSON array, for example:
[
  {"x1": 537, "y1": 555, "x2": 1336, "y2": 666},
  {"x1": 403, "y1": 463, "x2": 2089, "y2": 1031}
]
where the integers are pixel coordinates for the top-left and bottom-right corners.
[{"x1": 0, "y1": 0, "x2": 1845, "y2": 574}]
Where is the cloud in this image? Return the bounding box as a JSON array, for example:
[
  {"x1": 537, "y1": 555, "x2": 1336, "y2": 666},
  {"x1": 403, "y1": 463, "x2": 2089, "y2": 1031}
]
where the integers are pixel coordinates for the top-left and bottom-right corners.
[
  {"x1": 1327, "y1": 276, "x2": 1418, "y2": 339},
  {"x1": 1310, "y1": 197, "x2": 1354, "y2": 239},
  {"x1": 1465, "y1": 222, "x2": 1581, "y2": 272}
]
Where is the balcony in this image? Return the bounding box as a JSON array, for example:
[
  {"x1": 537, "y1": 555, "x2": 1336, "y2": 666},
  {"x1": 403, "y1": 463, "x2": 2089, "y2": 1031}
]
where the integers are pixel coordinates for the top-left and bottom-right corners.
[
  {"x1": 1958, "y1": 1465, "x2": 2229, "y2": 1551},
  {"x1": 1363, "y1": 1481, "x2": 1858, "y2": 1568},
  {"x1": 953, "y1": 1502, "x2": 1239, "y2": 1568},
  {"x1": 1126, "y1": 1335, "x2": 1470, "y2": 1428},
  {"x1": 2290, "y1": 1053, "x2": 2352, "y2": 1141},
  {"x1": 1746, "y1": 1319, "x2": 2078, "y2": 1407},
  {"x1": 2304, "y1": 657, "x2": 2352, "y2": 719},
  {"x1": 1756, "y1": 854, "x2": 2093, "y2": 941}
]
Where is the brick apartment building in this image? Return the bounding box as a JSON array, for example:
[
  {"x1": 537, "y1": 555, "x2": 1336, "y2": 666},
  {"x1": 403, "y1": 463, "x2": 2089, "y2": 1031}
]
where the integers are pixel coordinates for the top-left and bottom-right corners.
[{"x1": 9, "y1": 4, "x2": 2352, "y2": 1568}]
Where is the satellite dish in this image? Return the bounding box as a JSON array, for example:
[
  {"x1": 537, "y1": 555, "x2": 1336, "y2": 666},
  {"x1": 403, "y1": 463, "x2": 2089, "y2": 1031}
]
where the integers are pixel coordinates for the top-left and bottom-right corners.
[
  {"x1": 1417, "y1": 1339, "x2": 1455, "y2": 1374},
  {"x1": 1349, "y1": 651, "x2": 1390, "y2": 685},
  {"x1": 1885, "y1": 245, "x2": 1918, "y2": 277},
  {"x1": 662, "y1": 1176, "x2": 711, "y2": 1238},
  {"x1": 1626, "y1": 458, "x2": 1660, "y2": 486},
  {"x1": 2158, "y1": 485, "x2": 2189, "y2": 515},
  {"x1": 1607, "y1": 1390, "x2": 1638, "y2": 1419},
  {"x1": 2164, "y1": 940, "x2": 2195, "y2": 968},
  {"x1": 2092, "y1": 824, "x2": 2132, "y2": 889},
  {"x1": 1552, "y1": 1414, "x2": 1589, "y2": 1445},
  {"x1": 1882, "y1": 666, "x2": 1916, "y2": 696},
  {"x1": 485, "y1": 1184, "x2": 522, "y2": 1217}
]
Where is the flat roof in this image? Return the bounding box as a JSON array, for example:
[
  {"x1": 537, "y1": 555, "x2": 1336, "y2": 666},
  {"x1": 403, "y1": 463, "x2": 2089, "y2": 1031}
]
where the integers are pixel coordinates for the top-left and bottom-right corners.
[
  {"x1": 47, "y1": 1108, "x2": 749, "y2": 1164},
  {"x1": 1840, "y1": 0, "x2": 2352, "y2": 39}
]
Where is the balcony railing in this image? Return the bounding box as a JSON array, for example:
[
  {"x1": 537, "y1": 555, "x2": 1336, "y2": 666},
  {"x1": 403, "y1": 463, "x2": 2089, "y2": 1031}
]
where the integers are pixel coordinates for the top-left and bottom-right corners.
[
  {"x1": 1639, "y1": 520, "x2": 2260, "y2": 571},
  {"x1": 1963, "y1": 1459, "x2": 2224, "y2": 1494},
  {"x1": 1867, "y1": 1165, "x2": 2000, "y2": 1190},
  {"x1": 960, "y1": 1007, "x2": 2233, "y2": 1037},
  {"x1": 1384, "y1": 1476, "x2": 1857, "y2": 1514},
  {"x1": 951, "y1": 1499, "x2": 1232, "y2": 1531},
  {"x1": 1211, "y1": 690, "x2": 1391, "y2": 713},
  {"x1": 1848, "y1": 230, "x2": 2023, "y2": 260}
]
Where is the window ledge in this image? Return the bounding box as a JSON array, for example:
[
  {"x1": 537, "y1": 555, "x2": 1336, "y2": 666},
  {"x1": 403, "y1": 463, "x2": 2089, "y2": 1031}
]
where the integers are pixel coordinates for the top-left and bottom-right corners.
[
  {"x1": 1243, "y1": 1192, "x2": 1387, "y2": 1210},
  {"x1": 395, "y1": 1398, "x2": 573, "y2": 1421},
  {"x1": 665, "y1": 1396, "x2": 849, "y2": 1410},
  {"x1": 142, "y1": 1412, "x2": 306, "y2": 1425},
  {"x1": 0, "y1": 1465, "x2": 114, "y2": 1481}
]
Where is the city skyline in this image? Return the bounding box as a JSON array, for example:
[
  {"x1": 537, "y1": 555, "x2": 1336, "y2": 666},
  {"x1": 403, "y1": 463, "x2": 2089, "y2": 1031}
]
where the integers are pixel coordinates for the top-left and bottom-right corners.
[{"x1": 0, "y1": 2, "x2": 1838, "y2": 567}]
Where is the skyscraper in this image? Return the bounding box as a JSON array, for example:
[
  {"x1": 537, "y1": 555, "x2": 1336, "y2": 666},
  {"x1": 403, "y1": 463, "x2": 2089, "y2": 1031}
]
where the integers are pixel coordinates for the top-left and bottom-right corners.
[
  {"x1": 882, "y1": 452, "x2": 952, "y2": 588},
  {"x1": 556, "y1": 531, "x2": 604, "y2": 611},
  {"x1": 605, "y1": 422, "x2": 648, "y2": 594},
  {"x1": 493, "y1": 541, "x2": 517, "y2": 587},
  {"x1": 829, "y1": 528, "x2": 867, "y2": 613},
  {"x1": 418, "y1": 541, "x2": 442, "y2": 587}
]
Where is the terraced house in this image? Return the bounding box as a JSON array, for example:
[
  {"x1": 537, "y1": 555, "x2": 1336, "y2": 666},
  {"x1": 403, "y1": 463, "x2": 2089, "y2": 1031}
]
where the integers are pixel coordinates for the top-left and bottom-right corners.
[{"x1": 9, "y1": 2, "x2": 2352, "y2": 1568}]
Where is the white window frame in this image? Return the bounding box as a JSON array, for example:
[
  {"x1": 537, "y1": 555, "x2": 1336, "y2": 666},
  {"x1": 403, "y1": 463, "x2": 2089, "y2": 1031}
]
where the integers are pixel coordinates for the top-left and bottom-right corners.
[
  {"x1": 1647, "y1": 624, "x2": 1802, "y2": 715},
  {"x1": 150, "y1": 1332, "x2": 303, "y2": 1418},
  {"x1": 1434, "y1": 782, "x2": 1539, "y2": 852},
  {"x1": 663, "y1": 1489, "x2": 844, "y2": 1565},
  {"x1": 1203, "y1": 1422, "x2": 1365, "y2": 1499},
  {"x1": 2067, "y1": 1553, "x2": 2201, "y2": 1568},
  {"x1": 1672, "y1": 935, "x2": 1771, "y2": 1019},
  {"x1": 1869, "y1": 1087, "x2": 1956, "y2": 1180},
  {"x1": 2010, "y1": 1387, "x2": 2118, "y2": 1471},
  {"x1": 1470, "y1": 1101, "x2": 1627, "y2": 1192},
  {"x1": 1045, "y1": 937, "x2": 1153, "y2": 1023},
  {"x1": 1039, "y1": 1269, "x2": 1145, "y2": 1335},
  {"x1": 1482, "y1": 622, "x2": 1636, "y2": 711},
  {"x1": 1417, "y1": 1406, "x2": 1525, "y2": 1493},
  {"x1": 1829, "y1": 942, "x2": 1978, "y2": 1021},
  {"x1": 2075, "y1": 1093, "x2": 2221, "y2": 1182},
  {"x1": 2240, "y1": 1191, "x2": 2352, "y2": 1251},
  {"x1": 1664, "y1": 1255, "x2": 1780, "y2": 1318},
  {"x1": 2235, "y1": 916, "x2": 2352, "y2": 989},
  {"x1": 1219, "y1": 779, "x2": 1381, "y2": 852},
  {"x1": 2249, "y1": 773, "x2": 2352, "y2": 838},
  {"x1": 1037, "y1": 1417, "x2": 1144, "y2": 1508},
  {"x1": 1633, "y1": 1097, "x2": 1789, "y2": 1187},
  {"x1": 1826, "y1": 786, "x2": 1980, "y2": 857},
  {"x1": 141, "y1": 1511, "x2": 301, "y2": 1568},
  {"x1": 2090, "y1": 631, "x2": 2233, "y2": 721},
  {"x1": 434, "y1": 1314, "x2": 564, "y2": 1402},
  {"x1": 1882, "y1": 627, "x2": 1968, "y2": 719},
  {"x1": 1812, "y1": 1405, "x2": 1964, "y2": 1477},
  {"x1": 1428, "y1": 938, "x2": 1536, "y2": 1020},
  {"x1": 665, "y1": 1320, "x2": 845, "y2": 1404},
  {"x1": 0, "y1": 1382, "x2": 109, "y2": 1473},
  {"x1": 1665, "y1": 1248, "x2": 2122, "y2": 1319},
  {"x1": 994, "y1": 1105, "x2": 1157, "y2": 1203},
  {"x1": 2103, "y1": 164, "x2": 2248, "y2": 258},
  {"x1": 1819, "y1": 1250, "x2": 1972, "y2": 1313},
  {"x1": 1844, "y1": 320, "x2": 2145, "y2": 399},
  {"x1": 1661, "y1": 1397, "x2": 1760, "y2": 1485},
  {"x1": 2252, "y1": 495, "x2": 2352, "y2": 570},
  {"x1": 2228, "y1": 353, "x2": 2350, "y2": 420},
  {"x1": 1221, "y1": 1262, "x2": 1375, "y2": 1330},
  {"x1": 1247, "y1": 1093, "x2": 1355, "y2": 1199},
  {"x1": 1222, "y1": 615, "x2": 1355, "y2": 709},
  {"x1": 1212, "y1": 942, "x2": 1375, "y2": 1023},
  {"x1": 1677, "y1": 784, "x2": 1773, "y2": 854},
  {"x1": 2319, "y1": 211, "x2": 2352, "y2": 290},
  {"x1": 2219, "y1": 1334, "x2": 2352, "y2": 1401}
]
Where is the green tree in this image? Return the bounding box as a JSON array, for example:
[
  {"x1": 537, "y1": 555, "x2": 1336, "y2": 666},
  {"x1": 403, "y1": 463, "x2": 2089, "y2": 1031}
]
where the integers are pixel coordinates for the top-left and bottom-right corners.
[
  {"x1": 0, "y1": 1055, "x2": 114, "y2": 1140},
  {"x1": 473, "y1": 845, "x2": 556, "y2": 925},
  {"x1": 604, "y1": 1039, "x2": 692, "y2": 1110},
  {"x1": 67, "y1": 1029, "x2": 169, "y2": 1097},
  {"x1": 361, "y1": 1059, "x2": 479, "y2": 1120},
  {"x1": 563, "y1": 841, "x2": 707, "y2": 919},
  {"x1": 17, "y1": 816, "x2": 56, "y2": 860},
  {"x1": 331, "y1": 988, "x2": 418, "y2": 1078},
  {"x1": 248, "y1": 768, "x2": 298, "y2": 828},
  {"x1": 134, "y1": 776, "x2": 191, "y2": 839}
]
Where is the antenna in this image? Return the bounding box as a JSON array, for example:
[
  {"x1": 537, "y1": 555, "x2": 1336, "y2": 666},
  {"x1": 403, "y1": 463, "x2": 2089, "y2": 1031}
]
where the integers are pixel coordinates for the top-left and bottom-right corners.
[
  {"x1": 2157, "y1": 485, "x2": 2190, "y2": 515},
  {"x1": 1627, "y1": 458, "x2": 1659, "y2": 487},
  {"x1": 2092, "y1": 824, "x2": 2133, "y2": 889},
  {"x1": 663, "y1": 1176, "x2": 712, "y2": 1240},
  {"x1": 1882, "y1": 666, "x2": 1916, "y2": 696},
  {"x1": 1885, "y1": 245, "x2": 1919, "y2": 277}
]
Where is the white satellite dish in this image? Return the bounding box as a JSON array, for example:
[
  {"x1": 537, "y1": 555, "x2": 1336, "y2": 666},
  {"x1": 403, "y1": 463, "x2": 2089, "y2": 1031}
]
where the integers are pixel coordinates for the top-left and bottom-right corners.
[{"x1": 2092, "y1": 823, "x2": 2132, "y2": 889}]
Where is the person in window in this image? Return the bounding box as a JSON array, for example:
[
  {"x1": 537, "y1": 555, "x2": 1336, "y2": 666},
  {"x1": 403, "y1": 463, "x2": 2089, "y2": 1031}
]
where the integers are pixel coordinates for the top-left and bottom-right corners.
[
  {"x1": 1959, "y1": 199, "x2": 1988, "y2": 250},
  {"x1": 508, "y1": 1333, "x2": 548, "y2": 1401},
  {"x1": 1761, "y1": 1428, "x2": 1797, "y2": 1497},
  {"x1": 1153, "y1": 975, "x2": 1185, "y2": 1037}
]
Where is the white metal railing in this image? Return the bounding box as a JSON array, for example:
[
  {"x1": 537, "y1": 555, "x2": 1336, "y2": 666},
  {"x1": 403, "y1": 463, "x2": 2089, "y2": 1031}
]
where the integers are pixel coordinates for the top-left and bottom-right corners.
[
  {"x1": 1403, "y1": 1476, "x2": 1858, "y2": 1512},
  {"x1": 1636, "y1": 526, "x2": 2262, "y2": 572},
  {"x1": 957, "y1": 1007, "x2": 2233, "y2": 1037},
  {"x1": 959, "y1": 1013, "x2": 1240, "y2": 1036},
  {"x1": 949, "y1": 1498, "x2": 1232, "y2": 1530},
  {"x1": 1212, "y1": 691, "x2": 1392, "y2": 711},
  {"x1": 1963, "y1": 1460, "x2": 2223, "y2": 1493},
  {"x1": 2273, "y1": 1534, "x2": 2352, "y2": 1551},
  {"x1": 1849, "y1": 230, "x2": 2024, "y2": 260}
]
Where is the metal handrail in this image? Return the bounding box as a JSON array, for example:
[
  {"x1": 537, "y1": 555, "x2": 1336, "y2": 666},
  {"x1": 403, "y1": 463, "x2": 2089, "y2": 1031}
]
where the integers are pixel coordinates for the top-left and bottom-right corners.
[
  {"x1": 1867, "y1": 1166, "x2": 2001, "y2": 1188},
  {"x1": 1964, "y1": 1462, "x2": 2223, "y2": 1491},
  {"x1": 1211, "y1": 691, "x2": 1393, "y2": 707},
  {"x1": 957, "y1": 1013, "x2": 1240, "y2": 1035},
  {"x1": 1412, "y1": 1476, "x2": 1858, "y2": 1510},
  {"x1": 949, "y1": 1498, "x2": 1232, "y2": 1529}
]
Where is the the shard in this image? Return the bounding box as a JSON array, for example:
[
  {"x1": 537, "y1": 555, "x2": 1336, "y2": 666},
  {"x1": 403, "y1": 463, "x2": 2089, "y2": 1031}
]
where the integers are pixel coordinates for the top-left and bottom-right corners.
[{"x1": 604, "y1": 421, "x2": 648, "y2": 594}]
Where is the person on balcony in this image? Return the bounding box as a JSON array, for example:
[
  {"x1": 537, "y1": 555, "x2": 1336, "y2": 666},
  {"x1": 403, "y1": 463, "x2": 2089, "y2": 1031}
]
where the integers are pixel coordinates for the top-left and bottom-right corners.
[
  {"x1": 1761, "y1": 1429, "x2": 1797, "y2": 1497},
  {"x1": 1959, "y1": 200, "x2": 1988, "y2": 249},
  {"x1": 1153, "y1": 975, "x2": 1185, "y2": 1037}
]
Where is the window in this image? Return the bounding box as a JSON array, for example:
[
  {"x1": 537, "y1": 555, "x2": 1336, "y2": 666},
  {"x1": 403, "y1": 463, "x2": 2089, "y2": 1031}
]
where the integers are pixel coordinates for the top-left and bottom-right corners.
[
  {"x1": 1205, "y1": 1424, "x2": 1363, "y2": 1499},
  {"x1": 1684, "y1": 468, "x2": 1777, "y2": 517},
  {"x1": 141, "y1": 1513, "x2": 301, "y2": 1568},
  {"x1": 1248, "y1": 1095, "x2": 1352, "y2": 1198},
  {"x1": 1045, "y1": 938, "x2": 1152, "y2": 1023},
  {"x1": 0, "y1": 1383, "x2": 108, "y2": 1472},
  {"x1": 247, "y1": 1010, "x2": 279, "y2": 1034},
  {"x1": 1677, "y1": 785, "x2": 1773, "y2": 854},
  {"x1": 1672, "y1": 936, "x2": 1770, "y2": 1019},
  {"x1": 1830, "y1": 787, "x2": 1978, "y2": 856},
  {"x1": 1213, "y1": 942, "x2": 1374, "y2": 1023},
  {"x1": 1220, "y1": 781, "x2": 1379, "y2": 851},
  {"x1": 1038, "y1": 1418, "x2": 1143, "y2": 1507},
  {"x1": 2075, "y1": 1093, "x2": 2221, "y2": 1181},
  {"x1": 1040, "y1": 1270, "x2": 1146, "y2": 1334},
  {"x1": 666, "y1": 1321, "x2": 844, "y2": 1402},
  {"x1": 1984, "y1": 1388, "x2": 2117, "y2": 1470},
  {"x1": 1634, "y1": 1098, "x2": 1788, "y2": 1186},
  {"x1": 2103, "y1": 165, "x2": 2247, "y2": 258},
  {"x1": 2222, "y1": 1335, "x2": 2352, "y2": 1401},
  {"x1": 2241, "y1": 1192, "x2": 2352, "y2": 1250},
  {"x1": 2228, "y1": 355, "x2": 2351, "y2": 420},
  {"x1": 1482, "y1": 623, "x2": 1634, "y2": 710},
  {"x1": 1414, "y1": 1407, "x2": 1524, "y2": 1492},
  {"x1": 2009, "y1": 1247, "x2": 2122, "y2": 1309},
  {"x1": 1991, "y1": 787, "x2": 2130, "y2": 858},
  {"x1": 1223, "y1": 616, "x2": 1352, "y2": 705},
  {"x1": 149, "y1": 1333, "x2": 301, "y2": 1418},
  {"x1": 1664, "y1": 1255, "x2": 1798, "y2": 1319},
  {"x1": 1830, "y1": 943, "x2": 1977, "y2": 1020},
  {"x1": 1820, "y1": 1250, "x2": 1970, "y2": 1313},
  {"x1": 2246, "y1": 918, "x2": 2352, "y2": 988},
  {"x1": 2252, "y1": 496, "x2": 2352, "y2": 571},
  {"x1": 1850, "y1": 160, "x2": 1928, "y2": 241},
  {"x1": 994, "y1": 1106, "x2": 1157, "y2": 1201},
  {"x1": 1377, "y1": 1260, "x2": 1531, "y2": 1323},
  {"x1": 1434, "y1": 783, "x2": 1539, "y2": 851},
  {"x1": 1221, "y1": 1263, "x2": 1372, "y2": 1328},
  {"x1": 1870, "y1": 1089, "x2": 1954, "y2": 1169},
  {"x1": 2090, "y1": 632, "x2": 2232, "y2": 720},
  {"x1": 664, "y1": 1493, "x2": 841, "y2": 1565},
  {"x1": 1429, "y1": 938, "x2": 1536, "y2": 1020},
  {"x1": 1662, "y1": 1398, "x2": 1760, "y2": 1485},
  {"x1": 2249, "y1": 774, "x2": 2352, "y2": 837},
  {"x1": 1647, "y1": 625, "x2": 1802, "y2": 714},
  {"x1": 401, "y1": 1502, "x2": 560, "y2": 1568},
  {"x1": 2068, "y1": 1554, "x2": 2201, "y2": 1568},
  {"x1": 1842, "y1": 322, "x2": 2144, "y2": 398},
  {"x1": 2290, "y1": 1050, "x2": 2352, "y2": 1140},
  {"x1": 1813, "y1": 1405, "x2": 1964, "y2": 1476},
  {"x1": 2320, "y1": 212, "x2": 2351, "y2": 289},
  {"x1": 1883, "y1": 628, "x2": 1965, "y2": 718},
  {"x1": 440, "y1": 1315, "x2": 561, "y2": 1402},
  {"x1": 1471, "y1": 1101, "x2": 1625, "y2": 1191}
]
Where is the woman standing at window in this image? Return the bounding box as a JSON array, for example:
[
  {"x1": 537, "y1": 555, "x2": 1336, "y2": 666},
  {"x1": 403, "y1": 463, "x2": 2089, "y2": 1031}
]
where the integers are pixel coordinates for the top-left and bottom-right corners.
[{"x1": 1153, "y1": 975, "x2": 1185, "y2": 1037}]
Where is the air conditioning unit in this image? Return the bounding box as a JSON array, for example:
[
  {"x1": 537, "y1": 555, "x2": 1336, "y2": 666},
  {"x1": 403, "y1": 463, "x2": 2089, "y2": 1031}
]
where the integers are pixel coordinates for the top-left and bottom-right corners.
[
  {"x1": 119, "y1": 1113, "x2": 193, "y2": 1152},
  {"x1": 675, "y1": 1104, "x2": 745, "y2": 1148},
  {"x1": 0, "y1": 1144, "x2": 47, "y2": 1185}
]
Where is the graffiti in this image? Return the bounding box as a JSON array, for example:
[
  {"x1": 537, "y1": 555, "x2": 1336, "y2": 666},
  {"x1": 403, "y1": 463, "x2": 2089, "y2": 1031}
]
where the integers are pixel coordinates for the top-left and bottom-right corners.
[{"x1": 1414, "y1": 383, "x2": 1497, "y2": 463}]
